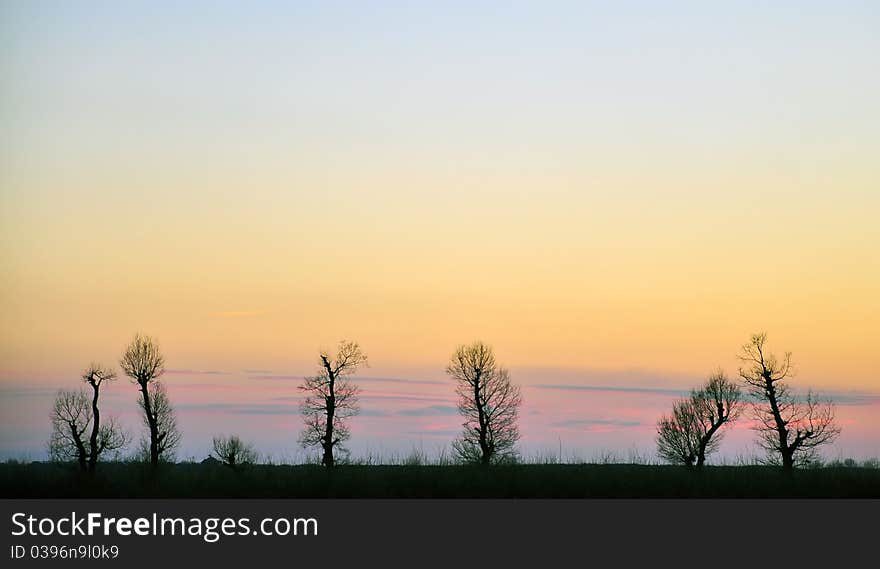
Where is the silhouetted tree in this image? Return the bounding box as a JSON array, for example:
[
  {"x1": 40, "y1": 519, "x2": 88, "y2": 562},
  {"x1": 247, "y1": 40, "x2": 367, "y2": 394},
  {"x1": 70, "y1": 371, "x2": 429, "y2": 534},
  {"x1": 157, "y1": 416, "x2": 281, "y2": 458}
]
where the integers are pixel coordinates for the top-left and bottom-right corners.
[
  {"x1": 298, "y1": 340, "x2": 367, "y2": 467},
  {"x1": 48, "y1": 388, "x2": 127, "y2": 470},
  {"x1": 82, "y1": 363, "x2": 118, "y2": 473},
  {"x1": 447, "y1": 341, "x2": 522, "y2": 464},
  {"x1": 120, "y1": 334, "x2": 179, "y2": 465},
  {"x1": 212, "y1": 434, "x2": 258, "y2": 467},
  {"x1": 135, "y1": 380, "x2": 181, "y2": 463},
  {"x1": 738, "y1": 333, "x2": 840, "y2": 470},
  {"x1": 657, "y1": 370, "x2": 741, "y2": 468},
  {"x1": 49, "y1": 389, "x2": 89, "y2": 469}
]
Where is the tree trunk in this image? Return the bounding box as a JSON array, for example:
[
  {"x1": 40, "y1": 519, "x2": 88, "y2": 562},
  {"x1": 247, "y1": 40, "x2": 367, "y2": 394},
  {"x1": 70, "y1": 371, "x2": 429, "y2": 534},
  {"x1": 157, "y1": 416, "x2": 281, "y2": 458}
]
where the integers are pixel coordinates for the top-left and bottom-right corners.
[
  {"x1": 473, "y1": 372, "x2": 491, "y2": 464},
  {"x1": 321, "y1": 421, "x2": 335, "y2": 468},
  {"x1": 87, "y1": 382, "x2": 100, "y2": 474},
  {"x1": 140, "y1": 381, "x2": 160, "y2": 467},
  {"x1": 696, "y1": 421, "x2": 723, "y2": 469},
  {"x1": 70, "y1": 421, "x2": 87, "y2": 472},
  {"x1": 321, "y1": 358, "x2": 336, "y2": 468},
  {"x1": 781, "y1": 450, "x2": 795, "y2": 471},
  {"x1": 764, "y1": 375, "x2": 792, "y2": 471}
]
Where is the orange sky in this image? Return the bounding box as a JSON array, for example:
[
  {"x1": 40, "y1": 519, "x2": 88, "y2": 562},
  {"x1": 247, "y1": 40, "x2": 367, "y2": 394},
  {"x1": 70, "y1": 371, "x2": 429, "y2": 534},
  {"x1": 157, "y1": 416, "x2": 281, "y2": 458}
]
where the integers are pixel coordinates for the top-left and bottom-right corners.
[{"x1": 2, "y1": 2, "x2": 878, "y2": 391}]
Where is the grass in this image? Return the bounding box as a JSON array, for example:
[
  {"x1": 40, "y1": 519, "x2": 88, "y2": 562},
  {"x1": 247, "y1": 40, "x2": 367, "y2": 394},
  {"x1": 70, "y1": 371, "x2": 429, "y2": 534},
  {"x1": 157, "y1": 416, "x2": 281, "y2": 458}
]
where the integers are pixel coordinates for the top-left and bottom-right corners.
[{"x1": 2, "y1": 460, "x2": 879, "y2": 498}]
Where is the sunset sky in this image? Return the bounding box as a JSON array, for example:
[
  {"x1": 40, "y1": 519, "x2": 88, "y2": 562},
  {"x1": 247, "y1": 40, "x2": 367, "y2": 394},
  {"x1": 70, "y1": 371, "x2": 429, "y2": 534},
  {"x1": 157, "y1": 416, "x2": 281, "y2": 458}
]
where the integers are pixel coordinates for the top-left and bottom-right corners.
[{"x1": 1, "y1": 1, "x2": 878, "y2": 461}]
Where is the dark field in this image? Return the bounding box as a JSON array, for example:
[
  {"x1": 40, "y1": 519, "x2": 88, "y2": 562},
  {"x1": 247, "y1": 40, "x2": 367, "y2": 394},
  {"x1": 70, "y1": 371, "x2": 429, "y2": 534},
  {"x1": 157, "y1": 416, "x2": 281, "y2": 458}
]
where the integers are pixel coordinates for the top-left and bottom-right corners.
[{"x1": 2, "y1": 462, "x2": 879, "y2": 498}]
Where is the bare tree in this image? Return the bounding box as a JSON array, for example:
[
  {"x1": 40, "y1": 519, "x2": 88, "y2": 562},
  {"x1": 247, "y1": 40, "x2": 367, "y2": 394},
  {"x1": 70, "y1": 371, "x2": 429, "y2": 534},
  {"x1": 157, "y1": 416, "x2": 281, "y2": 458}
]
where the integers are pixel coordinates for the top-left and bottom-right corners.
[
  {"x1": 136, "y1": 380, "x2": 181, "y2": 463},
  {"x1": 298, "y1": 340, "x2": 367, "y2": 467},
  {"x1": 738, "y1": 333, "x2": 840, "y2": 470},
  {"x1": 120, "y1": 334, "x2": 170, "y2": 466},
  {"x1": 82, "y1": 363, "x2": 117, "y2": 473},
  {"x1": 49, "y1": 390, "x2": 90, "y2": 469},
  {"x1": 447, "y1": 341, "x2": 522, "y2": 465},
  {"x1": 212, "y1": 434, "x2": 258, "y2": 467},
  {"x1": 657, "y1": 398, "x2": 700, "y2": 467},
  {"x1": 49, "y1": 388, "x2": 127, "y2": 470},
  {"x1": 657, "y1": 370, "x2": 741, "y2": 468}
]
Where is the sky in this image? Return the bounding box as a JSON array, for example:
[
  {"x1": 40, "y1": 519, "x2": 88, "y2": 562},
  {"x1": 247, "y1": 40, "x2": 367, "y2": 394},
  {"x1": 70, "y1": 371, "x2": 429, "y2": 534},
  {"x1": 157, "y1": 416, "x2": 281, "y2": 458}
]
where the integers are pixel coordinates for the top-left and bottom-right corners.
[{"x1": 1, "y1": 1, "x2": 878, "y2": 461}]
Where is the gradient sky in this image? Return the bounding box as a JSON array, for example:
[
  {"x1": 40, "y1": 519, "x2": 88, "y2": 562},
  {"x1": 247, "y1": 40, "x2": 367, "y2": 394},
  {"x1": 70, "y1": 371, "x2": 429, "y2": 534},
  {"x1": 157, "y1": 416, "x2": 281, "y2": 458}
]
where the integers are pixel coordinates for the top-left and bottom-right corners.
[{"x1": 1, "y1": 1, "x2": 878, "y2": 461}]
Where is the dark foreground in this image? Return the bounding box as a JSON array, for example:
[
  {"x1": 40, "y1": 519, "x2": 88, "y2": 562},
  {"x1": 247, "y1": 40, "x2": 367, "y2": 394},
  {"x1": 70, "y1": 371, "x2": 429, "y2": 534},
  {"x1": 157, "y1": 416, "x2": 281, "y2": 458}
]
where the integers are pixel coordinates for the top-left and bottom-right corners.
[{"x1": 3, "y1": 462, "x2": 879, "y2": 498}]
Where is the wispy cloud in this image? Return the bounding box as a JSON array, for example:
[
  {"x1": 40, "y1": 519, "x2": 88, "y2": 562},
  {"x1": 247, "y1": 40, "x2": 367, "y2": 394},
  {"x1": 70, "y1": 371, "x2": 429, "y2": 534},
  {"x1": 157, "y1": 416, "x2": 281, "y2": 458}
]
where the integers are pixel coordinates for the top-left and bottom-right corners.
[
  {"x1": 397, "y1": 405, "x2": 459, "y2": 417},
  {"x1": 249, "y1": 374, "x2": 445, "y2": 386},
  {"x1": 514, "y1": 367, "x2": 697, "y2": 386},
  {"x1": 532, "y1": 384, "x2": 686, "y2": 397},
  {"x1": 271, "y1": 394, "x2": 454, "y2": 406},
  {"x1": 352, "y1": 376, "x2": 446, "y2": 386},
  {"x1": 0, "y1": 386, "x2": 59, "y2": 398},
  {"x1": 165, "y1": 369, "x2": 230, "y2": 376},
  {"x1": 359, "y1": 394, "x2": 454, "y2": 404},
  {"x1": 778, "y1": 391, "x2": 880, "y2": 406},
  {"x1": 359, "y1": 408, "x2": 392, "y2": 417},
  {"x1": 527, "y1": 373, "x2": 880, "y2": 406},
  {"x1": 549, "y1": 419, "x2": 643, "y2": 430},
  {"x1": 250, "y1": 374, "x2": 305, "y2": 381},
  {"x1": 173, "y1": 401, "x2": 390, "y2": 417},
  {"x1": 175, "y1": 402, "x2": 297, "y2": 415},
  {"x1": 407, "y1": 429, "x2": 460, "y2": 437}
]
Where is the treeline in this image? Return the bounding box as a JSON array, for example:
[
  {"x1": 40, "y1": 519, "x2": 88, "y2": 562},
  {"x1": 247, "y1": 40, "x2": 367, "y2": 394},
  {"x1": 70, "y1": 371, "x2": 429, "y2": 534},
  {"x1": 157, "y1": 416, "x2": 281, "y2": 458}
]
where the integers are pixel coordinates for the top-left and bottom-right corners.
[
  {"x1": 48, "y1": 332, "x2": 840, "y2": 474},
  {"x1": 656, "y1": 333, "x2": 839, "y2": 470},
  {"x1": 49, "y1": 334, "x2": 180, "y2": 470}
]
